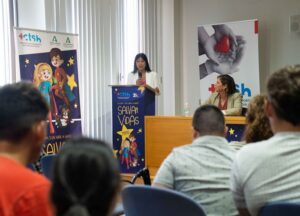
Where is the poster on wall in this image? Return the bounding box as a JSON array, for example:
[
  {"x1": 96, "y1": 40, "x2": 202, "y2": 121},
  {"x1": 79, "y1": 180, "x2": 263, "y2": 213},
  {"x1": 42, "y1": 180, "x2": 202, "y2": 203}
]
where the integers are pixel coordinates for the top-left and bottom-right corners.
[
  {"x1": 198, "y1": 19, "x2": 260, "y2": 107},
  {"x1": 14, "y1": 28, "x2": 82, "y2": 155}
]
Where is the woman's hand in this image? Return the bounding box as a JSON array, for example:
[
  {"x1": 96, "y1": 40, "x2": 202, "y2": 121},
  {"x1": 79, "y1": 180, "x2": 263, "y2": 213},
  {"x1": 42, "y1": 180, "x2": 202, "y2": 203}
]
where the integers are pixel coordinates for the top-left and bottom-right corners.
[
  {"x1": 136, "y1": 78, "x2": 146, "y2": 86},
  {"x1": 155, "y1": 87, "x2": 160, "y2": 95}
]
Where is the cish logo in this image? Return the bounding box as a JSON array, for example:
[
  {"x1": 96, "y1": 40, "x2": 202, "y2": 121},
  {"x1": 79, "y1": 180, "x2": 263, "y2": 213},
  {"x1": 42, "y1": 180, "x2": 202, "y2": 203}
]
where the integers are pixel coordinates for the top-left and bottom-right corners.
[
  {"x1": 19, "y1": 32, "x2": 42, "y2": 43},
  {"x1": 118, "y1": 91, "x2": 131, "y2": 98},
  {"x1": 208, "y1": 83, "x2": 252, "y2": 97}
]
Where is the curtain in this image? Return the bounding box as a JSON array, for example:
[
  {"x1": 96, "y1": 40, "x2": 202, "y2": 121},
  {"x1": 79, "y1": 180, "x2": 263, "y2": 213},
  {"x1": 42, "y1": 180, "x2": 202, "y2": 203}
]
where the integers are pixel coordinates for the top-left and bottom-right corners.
[
  {"x1": 45, "y1": 0, "x2": 123, "y2": 143},
  {"x1": 0, "y1": 0, "x2": 15, "y2": 86}
]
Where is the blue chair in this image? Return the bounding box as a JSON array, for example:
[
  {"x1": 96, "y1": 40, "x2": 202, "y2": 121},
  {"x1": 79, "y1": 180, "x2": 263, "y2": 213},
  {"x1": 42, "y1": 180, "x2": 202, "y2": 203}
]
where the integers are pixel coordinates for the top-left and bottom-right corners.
[
  {"x1": 121, "y1": 185, "x2": 206, "y2": 216},
  {"x1": 40, "y1": 154, "x2": 56, "y2": 180},
  {"x1": 27, "y1": 163, "x2": 36, "y2": 171},
  {"x1": 259, "y1": 202, "x2": 300, "y2": 216}
]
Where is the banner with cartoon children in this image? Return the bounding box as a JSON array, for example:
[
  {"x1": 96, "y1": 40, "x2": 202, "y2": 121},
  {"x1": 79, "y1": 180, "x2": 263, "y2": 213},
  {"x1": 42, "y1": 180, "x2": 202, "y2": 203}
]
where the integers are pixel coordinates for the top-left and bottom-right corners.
[
  {"x1": 112, "y1": 85, "x2": 155, "y2": 173},
  {"x1": 14, "y1": 28, "x2": 82, "y2": 155}
]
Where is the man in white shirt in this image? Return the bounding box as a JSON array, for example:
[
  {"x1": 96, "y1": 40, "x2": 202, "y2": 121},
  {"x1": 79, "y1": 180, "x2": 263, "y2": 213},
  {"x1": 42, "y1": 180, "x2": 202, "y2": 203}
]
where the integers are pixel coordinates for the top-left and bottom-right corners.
[
  {"x1": 231, "y1": 65, "x2": 300, "y2": 216},
  {"x1": 153, "y1": 105, "x2": 237, "y2": 216}
]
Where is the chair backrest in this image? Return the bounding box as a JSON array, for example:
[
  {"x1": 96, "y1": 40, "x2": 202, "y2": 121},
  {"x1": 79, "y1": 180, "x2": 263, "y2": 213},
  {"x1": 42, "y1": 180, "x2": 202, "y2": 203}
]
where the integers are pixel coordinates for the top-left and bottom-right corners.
[
  {"x1": 130, "y1": 167, "x2": 151, "y2": 185},
  {"x1": 122, "y1": 185, "x2": 206, "y2": 216},
  {"x1": 27, "y1": 163, "x2": 36, "y2": 171},
  {"x1": 259, "y1": 202, "x2": 300, "y2": 216},
  {"x1": 40, "y1": 154, "x2": 56, "y2": 180},
  {"x1": 242, "y1": 107, "x2": 248, "y2": 116}
]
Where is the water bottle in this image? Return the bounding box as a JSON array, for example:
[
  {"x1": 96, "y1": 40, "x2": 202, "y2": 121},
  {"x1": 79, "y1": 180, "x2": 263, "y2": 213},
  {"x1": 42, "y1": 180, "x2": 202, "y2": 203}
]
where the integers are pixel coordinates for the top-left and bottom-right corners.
[{"x1": 183, "y1": 102, "x2": 190, "y2": 116}]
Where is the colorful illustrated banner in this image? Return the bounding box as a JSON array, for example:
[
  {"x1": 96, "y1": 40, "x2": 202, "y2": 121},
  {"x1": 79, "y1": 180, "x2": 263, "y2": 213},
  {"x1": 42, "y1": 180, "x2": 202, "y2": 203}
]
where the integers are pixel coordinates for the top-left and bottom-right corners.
[
  {"x1": 198, "y1": 19, "x2": 260, "y2": 107},
  {"x1": 112, "y1": 85, "x2": 155, "y2": 173},
  {"x1": 14, "y1": 28, "x2": 82, "y2": 155},
  {"x1": 226, "y1": 124, "x2": 245, "y2": 142}
]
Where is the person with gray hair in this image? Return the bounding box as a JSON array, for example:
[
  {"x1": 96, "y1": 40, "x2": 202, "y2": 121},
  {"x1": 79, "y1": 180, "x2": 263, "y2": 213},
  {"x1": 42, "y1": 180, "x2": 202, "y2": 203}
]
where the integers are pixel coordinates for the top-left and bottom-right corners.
[
  {"x1": 231, "y1": 65, "x2": 300, "y2": 216},
  {"x1": 153, "y1": 105, "x2": 237, "y2": 216}
]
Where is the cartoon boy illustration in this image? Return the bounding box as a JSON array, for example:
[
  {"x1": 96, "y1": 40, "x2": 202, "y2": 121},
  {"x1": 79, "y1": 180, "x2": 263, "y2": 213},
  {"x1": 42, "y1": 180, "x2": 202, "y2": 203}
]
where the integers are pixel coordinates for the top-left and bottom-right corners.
[
  {"x1": 49, "y1": 48, "x2": 75, "y2": 108},
  {"x1": 33, "y1": 63, "x2": 57, "y2": 134}
]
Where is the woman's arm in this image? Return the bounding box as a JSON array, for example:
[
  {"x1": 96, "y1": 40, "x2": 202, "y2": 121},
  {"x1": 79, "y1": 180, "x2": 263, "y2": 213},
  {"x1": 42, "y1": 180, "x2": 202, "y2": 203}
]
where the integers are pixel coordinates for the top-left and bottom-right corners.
[{"x1": 224, "y1": 92, "x2": 242, "y2": 116}]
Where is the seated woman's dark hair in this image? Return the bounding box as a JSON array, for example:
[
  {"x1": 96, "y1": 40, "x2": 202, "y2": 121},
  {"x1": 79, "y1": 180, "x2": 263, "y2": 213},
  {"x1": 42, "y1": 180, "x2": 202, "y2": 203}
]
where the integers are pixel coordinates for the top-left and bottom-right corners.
[
  {"x1": 51, "y1": 137, "x2": 120, "y2": 216},
  {"x1": 217, "y1": 74, "x2": 238, "y2": 95}
]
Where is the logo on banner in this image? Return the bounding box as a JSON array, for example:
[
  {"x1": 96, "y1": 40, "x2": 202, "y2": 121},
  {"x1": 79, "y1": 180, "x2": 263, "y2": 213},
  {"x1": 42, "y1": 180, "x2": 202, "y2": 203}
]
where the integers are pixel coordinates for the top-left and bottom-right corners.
[
  {"x1": 208, "y1": 83, "x2": 252, "y2": 96},
  {"x1": 19, "y1": 32, "x2": 42, "y2": 44},
  {"x1": 50, "y1": 36, "x2": 61, "y2": 45},
  {"x1": 63, "y1": 37, "x2": 74, "y2": 48},
  {"x1": 117, "y1": 91, "x2": 131, "y2": 99}
]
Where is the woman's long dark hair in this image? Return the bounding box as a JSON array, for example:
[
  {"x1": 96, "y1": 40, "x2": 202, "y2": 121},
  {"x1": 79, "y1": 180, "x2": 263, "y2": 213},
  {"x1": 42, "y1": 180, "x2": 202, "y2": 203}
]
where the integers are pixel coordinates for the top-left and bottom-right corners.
[
  {"x1": 51, "y1": 137, "x2": 120, "y2": 216},
  {"x1": 132, "y1": 53, "x2": 151, "y2": 73},
  {"x1": 217, "y1": 74, "x2": 238, "y2": 95}
]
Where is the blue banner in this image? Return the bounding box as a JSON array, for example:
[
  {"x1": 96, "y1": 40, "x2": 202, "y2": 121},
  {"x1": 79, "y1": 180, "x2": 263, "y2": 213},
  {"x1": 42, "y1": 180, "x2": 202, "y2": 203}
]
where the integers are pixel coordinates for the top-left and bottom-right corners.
[
  {"x1": 112, "y1": 85, "x2": 155, "y2": 173},
  {"x1": 226, "y1": 124, "x2": 245, "y2": 142}
]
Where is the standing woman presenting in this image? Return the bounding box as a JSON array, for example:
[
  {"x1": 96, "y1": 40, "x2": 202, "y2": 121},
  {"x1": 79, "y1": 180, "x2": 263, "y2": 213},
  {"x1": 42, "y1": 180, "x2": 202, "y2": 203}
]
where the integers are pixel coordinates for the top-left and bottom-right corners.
[{"x1": 127, "y1": 53, "x2": 160, "y2": 95}]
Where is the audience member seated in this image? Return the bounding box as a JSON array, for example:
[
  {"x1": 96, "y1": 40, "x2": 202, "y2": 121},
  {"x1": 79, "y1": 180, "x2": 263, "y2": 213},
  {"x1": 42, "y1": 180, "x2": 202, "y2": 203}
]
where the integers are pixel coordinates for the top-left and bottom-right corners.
[
  {"x1": 0, "y1": 82, "x2": 53, "y2": 216},
  {"x1": 231, "y1": 65, "x2": 300, "y2": 216},
  {"x1": 229, "y1": 94, "x2": 273, "y2": 151},
  {"x1": 51, "y1": 137, "x2": 121, "y2": 216},
  {"x1": 204, "y1": 74, "x2": 242, "y2": 116},
  {"x1": 153, "y1": 105, "x2": 238, "y2": 216}
]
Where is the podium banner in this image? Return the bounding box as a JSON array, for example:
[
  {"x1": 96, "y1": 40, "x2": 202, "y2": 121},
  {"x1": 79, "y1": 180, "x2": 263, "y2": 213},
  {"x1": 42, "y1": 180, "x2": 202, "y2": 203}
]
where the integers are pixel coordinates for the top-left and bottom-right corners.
[
  {"x1": 112, "y1": 85, "x2": 155, "y2": 173},
  {"x1": 14, "y1": 28, "x2": 82, "y2": 155}
]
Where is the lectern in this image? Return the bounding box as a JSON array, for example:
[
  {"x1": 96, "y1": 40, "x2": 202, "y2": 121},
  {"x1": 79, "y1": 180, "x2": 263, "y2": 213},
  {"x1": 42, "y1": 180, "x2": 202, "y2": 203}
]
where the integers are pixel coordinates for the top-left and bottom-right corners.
[{"x1": 111, "y1": 85, "x2": 155, "y2": 173}]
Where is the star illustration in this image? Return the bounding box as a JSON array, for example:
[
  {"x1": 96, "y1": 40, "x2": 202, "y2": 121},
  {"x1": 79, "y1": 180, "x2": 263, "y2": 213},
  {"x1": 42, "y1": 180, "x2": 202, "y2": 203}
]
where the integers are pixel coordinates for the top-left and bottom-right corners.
[
  {"x1": 229, "y1": 128, "x2": 235, "y2": 135},
  {"x1": 25, "y1": 58, "x2": 30, "y2": 64},
  {"x1": 67, "y1": 74, "x2": 77, "y2": 90},
  {"x1": 117, "y1": 125, "x2": 133, "y2": 142},
  {"x1": 138, "y1": 86, "x2": 145, "y2": 94},
  {"x1": 68, "y1": 57, "x2": 75, "y2": 66},
  {"x1": 138, "y1": 128, "x2": 142, "y2": 133}
]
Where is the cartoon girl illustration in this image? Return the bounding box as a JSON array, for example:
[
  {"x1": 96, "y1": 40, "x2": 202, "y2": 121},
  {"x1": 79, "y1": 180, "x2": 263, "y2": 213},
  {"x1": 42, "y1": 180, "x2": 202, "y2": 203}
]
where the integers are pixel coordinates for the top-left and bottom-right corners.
[
  {"x1": 120, "y1": 138, "x2": 131, "y2": 169},
  {"x1": 33, "y1": 63, "x2": 57, "y2": 134}
]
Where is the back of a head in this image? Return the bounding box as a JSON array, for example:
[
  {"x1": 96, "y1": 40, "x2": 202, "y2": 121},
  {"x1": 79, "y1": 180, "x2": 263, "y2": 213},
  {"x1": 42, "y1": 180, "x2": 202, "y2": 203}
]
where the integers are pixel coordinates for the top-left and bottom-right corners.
[
  {"x1": 193, "y1": 105, "x2": 225, "y2": 136},
  {"x1": 0, "y1": 81, "x2": 49, "y2": 142},
  {"x1": 267, "y1": 65, "x2": 300, "y2": 125},
  {"x1": 51, "y1": 137, "x2": 121, "y2": 216},
  {"x1": 243, "y1": 94, "x2": 273, "y2": 143}
]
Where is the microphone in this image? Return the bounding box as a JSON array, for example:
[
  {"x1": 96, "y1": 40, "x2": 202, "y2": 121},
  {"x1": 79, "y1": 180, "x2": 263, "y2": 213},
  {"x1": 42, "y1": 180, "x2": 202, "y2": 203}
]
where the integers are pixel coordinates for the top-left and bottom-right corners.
[{"x1": 138, "y1": 71, "x2": 142, "y2": 79}]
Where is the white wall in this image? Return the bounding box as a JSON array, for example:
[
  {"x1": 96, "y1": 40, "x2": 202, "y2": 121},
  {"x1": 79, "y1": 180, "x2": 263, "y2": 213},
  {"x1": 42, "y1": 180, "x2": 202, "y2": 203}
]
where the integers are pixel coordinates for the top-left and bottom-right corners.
[{"x1": 177, "y1": 0, "x2": 300, "y2": 115}]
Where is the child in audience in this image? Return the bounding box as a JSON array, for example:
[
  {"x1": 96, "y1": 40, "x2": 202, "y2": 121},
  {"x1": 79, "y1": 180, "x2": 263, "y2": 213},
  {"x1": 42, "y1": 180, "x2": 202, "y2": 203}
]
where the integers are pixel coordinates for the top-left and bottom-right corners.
[{"x1": 51, "y1": 137, "x2": 120, "y2": 216}]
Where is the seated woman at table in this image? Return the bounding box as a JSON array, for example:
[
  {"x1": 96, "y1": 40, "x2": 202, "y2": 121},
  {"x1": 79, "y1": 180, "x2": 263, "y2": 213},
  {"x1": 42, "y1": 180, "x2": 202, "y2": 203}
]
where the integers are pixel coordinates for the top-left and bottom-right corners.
[
  {"x1": 127, "y1": 53, "x2": 160, "y2": 95},
  {"x1": 204, "y1": 74, "x2": 242, "y2": 116},
  {"x1": 51, "y1": 137, "x2": 120, "y2": 216}
]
